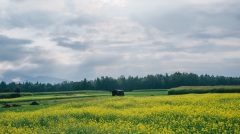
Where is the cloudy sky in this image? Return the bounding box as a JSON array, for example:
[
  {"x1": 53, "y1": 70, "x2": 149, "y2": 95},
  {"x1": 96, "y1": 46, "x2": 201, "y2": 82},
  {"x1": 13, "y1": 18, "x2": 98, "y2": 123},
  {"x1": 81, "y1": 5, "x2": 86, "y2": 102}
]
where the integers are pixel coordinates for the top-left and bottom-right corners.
[{"x1": 0, "y1": 0, "x2": 240, "y2": 81}]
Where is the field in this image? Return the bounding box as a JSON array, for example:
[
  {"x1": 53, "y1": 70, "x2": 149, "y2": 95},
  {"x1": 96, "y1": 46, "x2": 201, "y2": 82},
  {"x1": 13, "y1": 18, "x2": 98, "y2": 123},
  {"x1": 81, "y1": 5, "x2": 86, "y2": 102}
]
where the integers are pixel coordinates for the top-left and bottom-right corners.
[
  {"x1": 168, "y1": 86, "x2": 240, "y2": 95},
  {"x1": 0, "y1": 90, "x2": 240, "y2": 133}
]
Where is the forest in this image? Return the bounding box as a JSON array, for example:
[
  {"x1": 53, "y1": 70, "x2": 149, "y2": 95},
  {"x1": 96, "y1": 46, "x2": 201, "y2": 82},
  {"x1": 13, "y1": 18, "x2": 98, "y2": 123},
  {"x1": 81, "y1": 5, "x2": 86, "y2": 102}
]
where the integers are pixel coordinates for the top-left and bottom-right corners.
[{"x1": 1, "y1": 72, "x2": 240, "y2": 92}]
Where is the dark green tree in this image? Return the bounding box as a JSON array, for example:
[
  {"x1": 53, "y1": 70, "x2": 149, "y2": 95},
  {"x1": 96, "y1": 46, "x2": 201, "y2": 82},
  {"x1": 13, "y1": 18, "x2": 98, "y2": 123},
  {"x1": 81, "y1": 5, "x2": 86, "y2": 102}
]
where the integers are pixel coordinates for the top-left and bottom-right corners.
[
  {"x1": 0, "y1": 81, "x2": 7, "y2": 92},
  {"x1": 15, "y1": 88, "x2": 20, "y2": 94}
]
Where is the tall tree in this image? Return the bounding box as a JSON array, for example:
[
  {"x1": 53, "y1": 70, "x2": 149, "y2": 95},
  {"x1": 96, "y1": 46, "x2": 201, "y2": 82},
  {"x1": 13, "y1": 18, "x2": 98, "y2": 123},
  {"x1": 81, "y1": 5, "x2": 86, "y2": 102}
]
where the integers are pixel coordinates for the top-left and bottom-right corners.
[{"x1": 0, "y1": 81, "x2": 7, "y2": 92}]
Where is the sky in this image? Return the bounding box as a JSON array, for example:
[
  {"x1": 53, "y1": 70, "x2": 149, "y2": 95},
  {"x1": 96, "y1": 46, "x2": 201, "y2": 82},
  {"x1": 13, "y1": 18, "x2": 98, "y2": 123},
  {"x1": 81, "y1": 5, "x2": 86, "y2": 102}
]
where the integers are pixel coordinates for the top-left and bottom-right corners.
[{"x1": 0, "y1": 0, "x2": 240, "y2": 82}]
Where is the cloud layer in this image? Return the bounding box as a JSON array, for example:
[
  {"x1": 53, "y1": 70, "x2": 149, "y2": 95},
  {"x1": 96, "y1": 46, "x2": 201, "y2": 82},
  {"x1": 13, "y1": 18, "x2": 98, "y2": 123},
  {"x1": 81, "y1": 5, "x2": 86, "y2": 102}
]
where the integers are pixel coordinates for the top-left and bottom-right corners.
[{"x1": 0, "y1": 0, "x2": 240, "y2": 81}]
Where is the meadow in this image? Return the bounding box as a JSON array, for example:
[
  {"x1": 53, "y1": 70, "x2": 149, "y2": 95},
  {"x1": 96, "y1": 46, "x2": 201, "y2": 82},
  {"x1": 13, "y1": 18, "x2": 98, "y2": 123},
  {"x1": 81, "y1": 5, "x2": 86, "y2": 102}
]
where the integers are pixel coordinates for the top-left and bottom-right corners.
[{"x1": 0, "y1": 90, "x2": 240, "y2": 134}]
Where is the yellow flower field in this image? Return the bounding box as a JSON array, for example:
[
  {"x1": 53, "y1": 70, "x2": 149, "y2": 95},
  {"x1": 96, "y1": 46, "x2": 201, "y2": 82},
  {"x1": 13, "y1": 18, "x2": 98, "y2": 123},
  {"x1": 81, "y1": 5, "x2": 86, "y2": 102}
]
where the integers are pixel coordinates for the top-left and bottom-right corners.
[{"x1": 0, "y1": 93, "x2": 240, "y2": 134}]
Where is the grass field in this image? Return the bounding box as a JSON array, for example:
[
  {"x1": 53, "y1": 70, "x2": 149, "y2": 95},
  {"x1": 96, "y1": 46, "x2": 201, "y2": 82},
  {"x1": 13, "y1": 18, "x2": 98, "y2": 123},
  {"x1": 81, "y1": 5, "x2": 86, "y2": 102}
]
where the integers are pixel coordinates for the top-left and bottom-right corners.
[
  {"x1": 0, "y1": 91, "x2": 110, "y2": 103},
  {"x1": 0, "y1": 90, "x2": 240, "y2": 133},
  {"x1": 125, "y1": 90, "x2": 168, "y2": 96},
  {"x1": 0, "y1": 90, "x2": 167, "y2": 105}
]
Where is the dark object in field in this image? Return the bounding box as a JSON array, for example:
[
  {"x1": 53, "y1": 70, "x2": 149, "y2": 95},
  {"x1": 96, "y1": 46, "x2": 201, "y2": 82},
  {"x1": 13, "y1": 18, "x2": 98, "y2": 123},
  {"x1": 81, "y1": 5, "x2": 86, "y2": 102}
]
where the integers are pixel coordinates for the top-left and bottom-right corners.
[
  {"x1": 0, "y1": 93, "x2": 21, "y2": 99},
  {"x1": 2, "y1": 103, "x2": 11, "y2": 108},
  {"x1": 112, "y1": 89, "x2": 124, "y2": 96},
  {"x1": 9, "y1": 93, "x2": 21, "y2": 98},
  {"x1": 12, "y1": 104, "x2": 21, "y2": 107},
  {"x1": 30, "y1": 101, "x2": 39, "y2": 105}
]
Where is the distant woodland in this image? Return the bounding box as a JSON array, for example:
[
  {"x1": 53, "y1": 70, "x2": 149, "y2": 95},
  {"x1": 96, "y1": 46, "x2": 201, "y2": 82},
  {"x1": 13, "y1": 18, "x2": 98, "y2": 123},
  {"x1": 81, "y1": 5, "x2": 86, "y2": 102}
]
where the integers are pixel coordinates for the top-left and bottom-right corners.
[{"x1": 1, "y1": 72, "x2": 240, "y2": 92}]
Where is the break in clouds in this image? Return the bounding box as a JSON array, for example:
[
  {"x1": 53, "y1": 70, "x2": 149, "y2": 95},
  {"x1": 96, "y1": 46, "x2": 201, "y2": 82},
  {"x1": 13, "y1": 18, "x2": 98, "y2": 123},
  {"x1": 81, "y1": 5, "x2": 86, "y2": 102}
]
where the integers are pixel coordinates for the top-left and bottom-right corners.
[{"x1": 0, "y1": 0, "x2": 240, "y2": 82}]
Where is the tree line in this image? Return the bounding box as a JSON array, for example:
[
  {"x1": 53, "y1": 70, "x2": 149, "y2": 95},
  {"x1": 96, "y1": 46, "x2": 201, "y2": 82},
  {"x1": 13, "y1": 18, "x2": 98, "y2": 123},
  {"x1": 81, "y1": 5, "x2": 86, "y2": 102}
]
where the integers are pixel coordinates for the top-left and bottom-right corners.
[{"x1": 1, "y1": 72, "x2": 240, "y2": 92}]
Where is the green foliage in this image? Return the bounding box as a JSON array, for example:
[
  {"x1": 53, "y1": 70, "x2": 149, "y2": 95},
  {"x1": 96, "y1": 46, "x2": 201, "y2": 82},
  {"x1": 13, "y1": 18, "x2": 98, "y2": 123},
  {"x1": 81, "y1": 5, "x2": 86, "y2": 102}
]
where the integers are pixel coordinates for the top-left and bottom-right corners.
[
  {"x1": 1, "y1": 72, "x2": 240, "y2": 92},
  {"x1": 0, "y1": 93, "x2": 20, "y2": 99},
  {"x1": 0, "y1": 81, "x2": 7, "y2": 92},
  {"x1": 0, "y1": 92, "x2": 32, "y2": 99},
  {"x1": 168, "y1": 86, "x2": 240, "y2": 95},
  {"x1": 15, "y1": 88, "x2": 21, "y2": 94}
]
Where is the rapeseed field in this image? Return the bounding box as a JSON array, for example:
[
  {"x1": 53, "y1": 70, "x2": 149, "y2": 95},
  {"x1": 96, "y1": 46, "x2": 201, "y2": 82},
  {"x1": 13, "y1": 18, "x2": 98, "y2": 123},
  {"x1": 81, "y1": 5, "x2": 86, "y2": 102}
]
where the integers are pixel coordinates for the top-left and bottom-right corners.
[{"x1": 0, "y1": 94, "x2": 240, "y2": 134}]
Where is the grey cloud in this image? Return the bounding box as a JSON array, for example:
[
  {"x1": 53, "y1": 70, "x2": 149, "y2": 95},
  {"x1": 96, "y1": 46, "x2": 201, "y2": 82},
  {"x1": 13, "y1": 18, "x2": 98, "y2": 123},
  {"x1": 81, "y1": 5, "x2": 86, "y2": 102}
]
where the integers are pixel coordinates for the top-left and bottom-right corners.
[
  {"x1": 1, "y1": 10, "x2": 57, "y2": 29},
  {"x1": 223, "y1": 58, "x2": 240, "y2": 65},
  {"x1": 25, "y1": 54, "x2": 121, "y2": 80},
  {"x1": 24, "y1": 57, "x2": 61, "y2": 76},
  {"x1": 10, "y1": 0, "x2": 26, "y2": 2},
  {"x1": 131, "y1": 6, "x2": 196, "y2": 33},
  {"x1": 188, "y1": 32, "x2": 240, "y2": 39},
  {"x1": 1, "y1": 0, "x2": 240, "y2": 81},
  {"x1": 203, "y1": 61, "x2": 240, "y2": 77},
  {"x1": 149, "y1": 40, "x2": 240, "y2": 54},
  {"x1": 80, "y1": 54, "x2": 120, "y2": 68},
  {"x1": 0, "y1": 35, "x2": 33, "y2": 61},
  {"x1": 65, "y1": 15, "x2": 97, "y2": 26},
  {"x1": 184, "y1": 44, "x2": 240, "y2": 53},
  {"x1": 0, "y1": 47, "x2": 26, "y2": 61},
  {"x1": 52, "y1": 37, "x2": 89, "y2": 50},
  {"x1": 97, "y1": 40, "x2": 131, "y2": 46},
  {"x1": 132, "y1": 1, "x2": 240, "y2": 38},
  {"x1": 0, "y1": 35, "x2": 32, "y2": 45},
  {"x1": 194, "y1": 13, "x2": 240, "y2": 36},
  {"x1": 76, "y1": 54, "x2": 122, "y2": 79}
]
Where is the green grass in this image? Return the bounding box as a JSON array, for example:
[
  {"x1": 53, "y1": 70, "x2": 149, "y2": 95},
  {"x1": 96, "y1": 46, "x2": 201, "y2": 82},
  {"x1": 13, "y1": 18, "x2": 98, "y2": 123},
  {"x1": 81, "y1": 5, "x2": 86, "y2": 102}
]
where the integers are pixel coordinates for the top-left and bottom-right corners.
[
  {"x1": 0, "y1": 94, "x2": 87, "y2": 103},
  {"x1": 0, "y1": 90, "x2": 110, "y2": 102},
  {"x1": 0, "y1": 90, "x2": 110, "y2": 112},
  {"x1": 126, "y1": 90, "x2": 168, "y2": 96},
  {"x1": 0, "y1": 90, "x2": 167, "y2": 104},
  {"x1": 0, "y1": 90, "x2": 168, "y2": 112},
  {"x1": 32, "y1": 90, "x2": 109, "y2": 95},
  {"x1": 0, "y1": 103, "x2": 52, "y2": 112}
]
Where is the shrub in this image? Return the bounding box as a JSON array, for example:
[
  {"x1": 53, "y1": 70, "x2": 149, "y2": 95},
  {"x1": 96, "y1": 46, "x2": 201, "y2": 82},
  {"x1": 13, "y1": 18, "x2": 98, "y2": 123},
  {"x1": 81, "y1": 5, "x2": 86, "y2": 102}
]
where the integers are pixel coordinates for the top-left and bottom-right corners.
[
  {"x1": 12, "y1": 104, "x2": 21, "y2": 107},
  {"x1": 168, "y1": 86, "x2": 240, "y2": 95},
  {"x1": 2, "y1": 103, "x2": 11, "y2": 108}
]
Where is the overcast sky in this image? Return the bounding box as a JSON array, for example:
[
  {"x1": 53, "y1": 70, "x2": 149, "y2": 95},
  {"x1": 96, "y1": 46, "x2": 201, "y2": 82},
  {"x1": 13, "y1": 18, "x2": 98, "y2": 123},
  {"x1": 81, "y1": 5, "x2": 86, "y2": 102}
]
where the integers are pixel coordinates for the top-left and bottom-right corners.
[{"x1": 0, "y1": 0, "x2": 240, "y2": 81}]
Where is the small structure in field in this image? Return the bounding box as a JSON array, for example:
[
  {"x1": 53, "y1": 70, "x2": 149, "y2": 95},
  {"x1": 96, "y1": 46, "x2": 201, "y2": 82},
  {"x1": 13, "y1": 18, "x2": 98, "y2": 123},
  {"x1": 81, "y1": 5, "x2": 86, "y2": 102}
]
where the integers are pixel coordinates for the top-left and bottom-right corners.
[
  {"x1": 2, "y1": 103, "x2": 11, "y2": 108},
  {"x1": 12, "y1": 104, "x2": 21, "y2": 107},
  {"x1": 30, "y1": 101, "x2": 39, "y2": 105},
  {"x1": 112, "y1": 89, "x2": 124, "y2": 96}
]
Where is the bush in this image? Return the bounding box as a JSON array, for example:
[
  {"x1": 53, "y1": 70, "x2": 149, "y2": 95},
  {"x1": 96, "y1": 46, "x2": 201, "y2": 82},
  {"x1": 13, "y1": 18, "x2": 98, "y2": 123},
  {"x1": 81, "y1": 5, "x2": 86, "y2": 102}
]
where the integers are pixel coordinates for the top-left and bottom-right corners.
[
  {"x1": 0, "y1": 92, "x2": 34, "y2": 99},
  {"x1": 2, "y1": 103, "x2": 11, "y2": 108},
  {"x1": 12, "y1": 104, "x2": 21, "y2": 107},
  {"x1": 168, "y1": 86, "x2": 240, "y2": 95}
]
